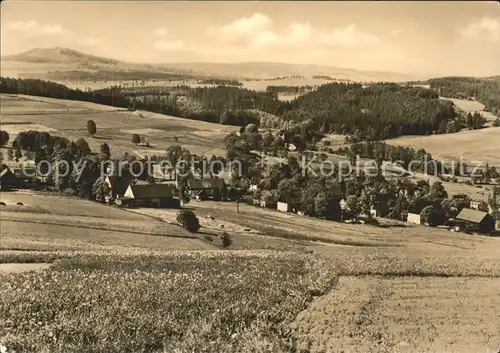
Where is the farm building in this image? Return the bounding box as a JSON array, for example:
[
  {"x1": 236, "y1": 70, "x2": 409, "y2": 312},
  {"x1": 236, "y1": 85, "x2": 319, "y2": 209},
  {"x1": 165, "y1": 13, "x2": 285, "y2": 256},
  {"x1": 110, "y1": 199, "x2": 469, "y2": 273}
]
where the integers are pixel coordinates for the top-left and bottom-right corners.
[
  {"x1": 277, "y1": 201, "x2": 294, "y2": 213},
  {"x1": 406, "y1": 213, "x2": 422, "y2": 225},
  {"x1": 118, "y1": 183, "x2": 180, "y2": 208},
  {"x1": 105, "y1": 175, "x2": 134, "y2": 199},
  {"x1": 455, "y1": 208, "x2": 496, "y2": 234},
  {"x1": 187, "y1": 178, "x2": 225, "y2": 200}
]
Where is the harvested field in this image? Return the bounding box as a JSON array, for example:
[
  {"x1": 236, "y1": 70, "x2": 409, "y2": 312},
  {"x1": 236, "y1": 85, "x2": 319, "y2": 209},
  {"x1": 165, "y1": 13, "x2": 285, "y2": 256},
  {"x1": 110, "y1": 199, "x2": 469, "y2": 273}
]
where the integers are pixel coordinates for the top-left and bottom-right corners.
[{"x1": 292, "y1": 277, "x2": 500, "y2": 353}]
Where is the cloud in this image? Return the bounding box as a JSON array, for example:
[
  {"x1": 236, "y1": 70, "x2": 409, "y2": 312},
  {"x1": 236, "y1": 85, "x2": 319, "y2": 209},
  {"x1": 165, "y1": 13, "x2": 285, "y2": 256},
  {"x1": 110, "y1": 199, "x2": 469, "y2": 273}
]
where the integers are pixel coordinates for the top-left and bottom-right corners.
[
  {"x1": 458, "y1": 17, "x2": 500, "y2": 43},
  {"x1": 320, "y1": 24, "x2": 381, "y2": 47},
  {"x1": 154, "y1": 40, "x2": 184, "y2": 51},
  {"x1": 220, "y1": 13, "x2": 272, "y2": 35},
  {"x1": 152, "y1": 13, "x2": 390, "y2": 69},
  {"x1": 155, "y1": 27, "x2": 168, "y2": 36},
  {"x1": 210, "y1": 14, "x2": 381, "y2": 52},
  {"x1": 4, "y1": 20, "x2": 68, "y2": 37},
  {"x1": 79, "y1": 36, "x2": 100, "y2": 47}
]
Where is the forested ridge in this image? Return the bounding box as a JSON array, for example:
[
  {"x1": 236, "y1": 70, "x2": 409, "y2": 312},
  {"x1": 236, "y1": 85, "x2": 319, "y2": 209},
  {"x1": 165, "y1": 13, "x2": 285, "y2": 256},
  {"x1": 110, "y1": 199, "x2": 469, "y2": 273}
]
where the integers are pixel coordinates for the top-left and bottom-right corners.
[
  {"x1": 428, "y1": 76, "x2": 500, "y2": 115},
  {"x1": 279, "y1": 83, "x2": 458, "y2": 139},
  {"x1": 1, "y1": 77, "x2": 462, "y2": 140}
]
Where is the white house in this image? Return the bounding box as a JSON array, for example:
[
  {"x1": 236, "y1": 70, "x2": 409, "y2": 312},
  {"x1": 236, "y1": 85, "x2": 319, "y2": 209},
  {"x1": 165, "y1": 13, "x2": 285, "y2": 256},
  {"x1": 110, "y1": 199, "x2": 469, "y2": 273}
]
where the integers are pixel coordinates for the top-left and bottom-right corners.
[{"x1": 406, "y1": 213, "x2": 422, "y2": 225}]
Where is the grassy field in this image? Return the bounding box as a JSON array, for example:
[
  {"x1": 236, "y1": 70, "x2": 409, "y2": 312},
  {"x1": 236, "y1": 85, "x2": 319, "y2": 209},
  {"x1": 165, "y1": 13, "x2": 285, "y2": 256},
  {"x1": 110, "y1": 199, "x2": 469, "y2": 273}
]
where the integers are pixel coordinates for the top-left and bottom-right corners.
[
  {"x1": 387, "y1": 127, "x2": 500, "y2": 166},
  {"x1": 0, "y1": 94, "x2": 238, "y2": 159},
  {"x1": 0, "y1": 251, "x2": 334, "y2": 353}
]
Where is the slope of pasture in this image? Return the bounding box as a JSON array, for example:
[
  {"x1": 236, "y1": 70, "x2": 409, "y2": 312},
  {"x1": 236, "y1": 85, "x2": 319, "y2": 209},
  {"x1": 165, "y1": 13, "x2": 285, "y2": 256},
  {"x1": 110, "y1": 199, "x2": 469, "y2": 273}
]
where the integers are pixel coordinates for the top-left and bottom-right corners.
[
  {"x1": 0, "y1": 94, "x2": 238, "y2": 158},
  {"x1": 0, "y1": 191, "x2": 211, "y2": 252},
  {"x1": 387, "y1": 127, "x2": 500, "y2": 166}
]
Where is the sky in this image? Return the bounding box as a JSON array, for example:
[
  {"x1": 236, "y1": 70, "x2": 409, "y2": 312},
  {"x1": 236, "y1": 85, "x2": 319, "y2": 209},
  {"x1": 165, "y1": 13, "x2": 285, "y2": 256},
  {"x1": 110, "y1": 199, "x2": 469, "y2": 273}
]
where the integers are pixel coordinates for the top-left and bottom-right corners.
[{"x1": 1, "y1": 1, "x2": 499, "y2": 76}]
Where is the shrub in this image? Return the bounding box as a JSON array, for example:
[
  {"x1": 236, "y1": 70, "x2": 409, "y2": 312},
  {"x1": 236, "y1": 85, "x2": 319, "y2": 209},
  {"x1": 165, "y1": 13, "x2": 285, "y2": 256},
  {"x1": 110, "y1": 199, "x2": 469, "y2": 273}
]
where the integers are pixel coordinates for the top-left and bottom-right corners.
[
  {"x1": 220, "y1": 231, "x2": 232, "y2": 248},
  {"x1": 176, "y1": 210, "x2": 200, "y2": 233}
]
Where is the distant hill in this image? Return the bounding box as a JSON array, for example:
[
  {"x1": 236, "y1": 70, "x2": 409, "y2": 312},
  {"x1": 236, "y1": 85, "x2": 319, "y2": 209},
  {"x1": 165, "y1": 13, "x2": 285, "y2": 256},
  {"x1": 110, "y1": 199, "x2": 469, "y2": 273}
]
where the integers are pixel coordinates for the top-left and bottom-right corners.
[
  {"x1": 2, "y1": 47, "x2": 121, "y2": 65},
  {"x1": 1, "y1": 46, "x2": 421, "y2": 82}
]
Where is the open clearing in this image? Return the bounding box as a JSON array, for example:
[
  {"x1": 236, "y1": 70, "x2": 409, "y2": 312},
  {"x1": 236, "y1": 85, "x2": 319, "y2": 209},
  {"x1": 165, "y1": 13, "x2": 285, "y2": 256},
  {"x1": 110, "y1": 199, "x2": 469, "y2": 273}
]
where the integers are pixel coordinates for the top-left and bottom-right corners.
[{"x1": 0, "y1": 94, "x2": 238, "y2": 158}]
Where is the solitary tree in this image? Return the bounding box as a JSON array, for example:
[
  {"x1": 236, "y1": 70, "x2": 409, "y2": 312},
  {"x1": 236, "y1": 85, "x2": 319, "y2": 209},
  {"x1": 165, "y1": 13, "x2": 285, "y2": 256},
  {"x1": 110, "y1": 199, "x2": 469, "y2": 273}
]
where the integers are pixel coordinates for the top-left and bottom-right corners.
[
  {"x1": 87, "y1": 120, "x2": 97, "y2": 137},
  {"x1": 132, "y1": 134, "x2": 141, "y2": 145},
  {"x1": 0, "y1": 130, "x2": 9, "y2": 146},
  {"x1": 100, "y1": 143, "x2": 111, "y2": 159},
  {"x1": 176, "y1": 210, "x2": 200, "y2": 233}
]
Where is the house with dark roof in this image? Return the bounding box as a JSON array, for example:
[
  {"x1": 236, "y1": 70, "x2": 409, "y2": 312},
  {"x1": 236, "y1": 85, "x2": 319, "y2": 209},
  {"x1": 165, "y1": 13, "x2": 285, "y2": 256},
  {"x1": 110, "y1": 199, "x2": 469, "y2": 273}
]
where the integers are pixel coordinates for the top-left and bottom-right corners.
[
  {"x1": 104, "y1": 175, "x2": 134, "y2": 199},
  {"x1": 187, "y1": 178, "x2": 226, "y2": 200},
  {"x1": 118, "y1": 183, "x2": 180, "y2": 208},
  {"x1": 455, "y1": 208, "x2": 496, "y2": 234}
]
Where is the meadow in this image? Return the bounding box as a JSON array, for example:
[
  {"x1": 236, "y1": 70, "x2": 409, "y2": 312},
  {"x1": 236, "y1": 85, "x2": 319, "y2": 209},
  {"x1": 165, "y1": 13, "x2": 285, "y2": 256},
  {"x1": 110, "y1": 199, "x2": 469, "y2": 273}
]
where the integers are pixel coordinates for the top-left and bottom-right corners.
[
  {"x1": 0, "y1": 94, "x2": 238, "y2": 159},
  {"x1": 0, "y1": 251, "x2": 334, "y2": 353}
]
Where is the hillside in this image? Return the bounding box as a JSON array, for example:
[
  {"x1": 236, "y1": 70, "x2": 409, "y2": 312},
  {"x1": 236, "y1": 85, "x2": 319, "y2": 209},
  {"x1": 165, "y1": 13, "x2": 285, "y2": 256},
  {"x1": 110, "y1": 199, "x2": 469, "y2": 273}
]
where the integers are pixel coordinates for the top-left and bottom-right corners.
[
  {"x1": 2, "y1": 47, "x2": 122, "y2": 65},
  {"x1": 2, "y1": 47, "x2": 420, "y2": 82}
]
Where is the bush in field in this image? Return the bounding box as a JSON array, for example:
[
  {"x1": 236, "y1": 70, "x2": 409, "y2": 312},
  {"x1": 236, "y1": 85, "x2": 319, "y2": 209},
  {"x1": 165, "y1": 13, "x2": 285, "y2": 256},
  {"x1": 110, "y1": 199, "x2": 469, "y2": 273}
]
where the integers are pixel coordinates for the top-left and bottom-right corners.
[
  {"x1": 176, "y1": 210, "x2": 200, "y2": 233},
  {"x1": 220, "y1": 231, "x2": 232, "y2": 248},
  {"x1": 132, "y1": 134, "x2": 141, "y2": 145},
  {"x1": 86, "y1": 120, "x2": 97, "y2": 137}
]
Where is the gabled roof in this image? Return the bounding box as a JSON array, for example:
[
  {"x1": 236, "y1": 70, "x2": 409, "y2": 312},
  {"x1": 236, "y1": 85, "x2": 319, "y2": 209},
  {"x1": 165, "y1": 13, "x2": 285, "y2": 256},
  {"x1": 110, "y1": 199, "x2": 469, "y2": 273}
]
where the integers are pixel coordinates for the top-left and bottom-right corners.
[
  {"x1": 456, "y1": 208, "x2": 490, "y2": 224},
  {"x1": 187, "y1": 178, "x2": 225, "y2": 190},
  {"x1": 126, "y1": 183, "x2": 173, "y2": 199},
  {"x1": 106, "y1": 175, "x2": 134, "y2": 196}
]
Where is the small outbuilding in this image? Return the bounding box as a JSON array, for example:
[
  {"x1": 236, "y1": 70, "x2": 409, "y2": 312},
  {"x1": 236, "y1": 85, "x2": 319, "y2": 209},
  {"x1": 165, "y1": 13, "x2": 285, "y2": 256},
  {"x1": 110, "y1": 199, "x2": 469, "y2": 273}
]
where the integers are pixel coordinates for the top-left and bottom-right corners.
[{"x1": 406, "y1": 212, "x2": 422, "y2": 225}]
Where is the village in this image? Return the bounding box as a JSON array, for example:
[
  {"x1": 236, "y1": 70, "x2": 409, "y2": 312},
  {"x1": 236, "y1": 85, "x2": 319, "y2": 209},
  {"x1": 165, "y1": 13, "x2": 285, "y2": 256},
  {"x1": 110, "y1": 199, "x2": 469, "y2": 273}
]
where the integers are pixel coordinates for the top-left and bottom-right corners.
[{"x1": 1, "y1": 137, "x2": 499, "y2": 238}]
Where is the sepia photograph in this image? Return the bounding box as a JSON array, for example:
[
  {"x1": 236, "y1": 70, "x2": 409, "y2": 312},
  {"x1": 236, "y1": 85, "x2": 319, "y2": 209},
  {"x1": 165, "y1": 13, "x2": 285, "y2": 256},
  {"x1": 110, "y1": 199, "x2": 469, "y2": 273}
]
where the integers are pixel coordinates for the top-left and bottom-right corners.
[{"x1": 0, "y1": 1, "x2": 499, "y2": 352}]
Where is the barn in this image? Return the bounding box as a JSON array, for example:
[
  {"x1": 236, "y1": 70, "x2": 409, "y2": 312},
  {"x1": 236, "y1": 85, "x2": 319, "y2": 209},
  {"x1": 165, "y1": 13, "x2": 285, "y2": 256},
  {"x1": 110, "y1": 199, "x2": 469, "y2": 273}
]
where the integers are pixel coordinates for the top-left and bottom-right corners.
[
  {"x1": 455, "y1": 208, "x2": 496, "y2": 234},
  {"x1": 119, "y1": 183, "x2": 180, "y2": 208}
]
